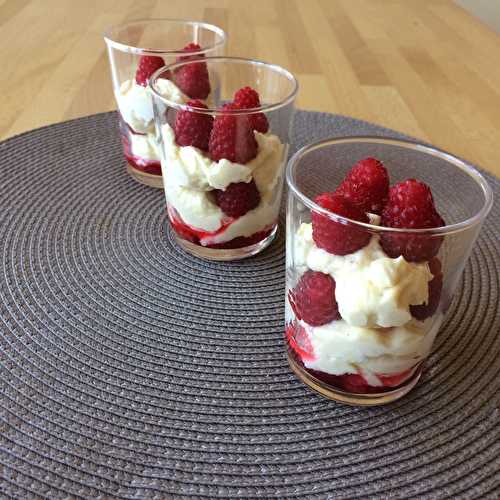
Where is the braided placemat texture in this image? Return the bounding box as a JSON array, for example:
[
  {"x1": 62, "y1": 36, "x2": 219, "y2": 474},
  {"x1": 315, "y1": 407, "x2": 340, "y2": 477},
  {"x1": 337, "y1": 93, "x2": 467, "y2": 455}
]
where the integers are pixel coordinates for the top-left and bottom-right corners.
[{"x1": 0, "y1": 111, "x2": 499, "y2": 499}]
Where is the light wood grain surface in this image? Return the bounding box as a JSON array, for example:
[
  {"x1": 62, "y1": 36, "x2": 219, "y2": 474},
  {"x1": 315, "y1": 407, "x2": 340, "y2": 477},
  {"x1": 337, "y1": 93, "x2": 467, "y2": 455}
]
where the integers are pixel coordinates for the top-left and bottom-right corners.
[{"x1": 1, "y1": 0, "x2": 499, "y2": 176}]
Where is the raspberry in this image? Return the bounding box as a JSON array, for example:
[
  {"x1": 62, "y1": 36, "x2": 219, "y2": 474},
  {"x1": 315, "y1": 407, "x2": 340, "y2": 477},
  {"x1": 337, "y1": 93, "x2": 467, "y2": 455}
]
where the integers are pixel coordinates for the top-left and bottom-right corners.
[
  {"x1": 174, "y1": 99, "x2": 213, "y2": 151},
  {"x1": 233, "y1": 86, "x2": 269, "y2": 133},
  {"x1": 380, "y1": 179, "x2": 445, "y2": 262},
  {"x1": 173, "y1": 43, "x2": 210, "y2": 99},
  {"x1": 135, "y1": 56, "x2": 165, "y2": 86},
  {"x1": 234, "y1": 86, "x2": 260, "y2": 108},
  {"x1": 177, "y1": 42, "x2": 202, "y2": 61},
  {"x1": 288, "y1": 270, "x2": 341, "y2": 326},
  {"x1": 209, "y1": 103, "x2": 258, "y2": 164},
  {"x1": 311, "y1": 193, "x2": 371, "y2": 255},
  {"x1": 410, "y1": 257, "x2": 443, "y2": 320},
  {"x1": 335, "y1": 157, "x2": 389, "y2": 214},
  {"x1": 214, "y1": 180, "x2": 261, "y2": 217},
  {"x1": 248, "y1": 113, "x2": 269, "y2": 134}
]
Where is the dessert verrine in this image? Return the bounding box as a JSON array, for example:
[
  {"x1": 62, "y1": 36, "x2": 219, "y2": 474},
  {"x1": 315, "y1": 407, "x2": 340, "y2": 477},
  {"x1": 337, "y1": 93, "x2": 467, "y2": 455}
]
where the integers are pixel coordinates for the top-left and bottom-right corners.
[
  {"x1": 116, "y1": 44, "x2": 212, "y2": 179},
  {"x1": 104, "y1": 19, "x2": 226, "y2": 187},
  {"x1": 150, "y1": 56, "x2": 298, "y2": 260},
  {"x1": 286, "y1": 157, "x2": 446, "y2": 396},
  {"x1": 162, "y1": 87, "x2": 285, "y2": 250}
]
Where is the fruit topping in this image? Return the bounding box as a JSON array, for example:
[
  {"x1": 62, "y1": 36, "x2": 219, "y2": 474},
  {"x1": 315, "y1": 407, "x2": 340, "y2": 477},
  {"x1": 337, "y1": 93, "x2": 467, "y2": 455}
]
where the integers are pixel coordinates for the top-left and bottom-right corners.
[
  {"x1": 312, "y1": 193, "x2": 371, "y2": 255},
  {"x1": 288, "y1": 270, "x2": 341, "y2": 326}
]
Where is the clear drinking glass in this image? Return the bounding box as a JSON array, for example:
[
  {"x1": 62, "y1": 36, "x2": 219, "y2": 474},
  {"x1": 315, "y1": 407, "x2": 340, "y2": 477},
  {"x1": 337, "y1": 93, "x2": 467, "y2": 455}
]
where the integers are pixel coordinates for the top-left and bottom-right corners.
[
  {"x1": 104, "y1": 19, "x2": 226, "y2": 188},
  {"x1": 150, "y1": 56, "x2": 298, "y2": 260},
  {"x1": 285, "y1": 137, "x2": 493, "y2": 405}
]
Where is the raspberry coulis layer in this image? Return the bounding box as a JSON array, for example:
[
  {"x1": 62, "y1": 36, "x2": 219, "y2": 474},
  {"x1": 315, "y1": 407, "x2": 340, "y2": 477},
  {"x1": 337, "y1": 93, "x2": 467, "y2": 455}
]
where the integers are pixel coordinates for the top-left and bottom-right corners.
[
  {"x1": 121, "y1": 136, "x2": 162, "y2": 176},
  {"x1": 168, "y1": 207, "x2": 276, "y2": 250}
]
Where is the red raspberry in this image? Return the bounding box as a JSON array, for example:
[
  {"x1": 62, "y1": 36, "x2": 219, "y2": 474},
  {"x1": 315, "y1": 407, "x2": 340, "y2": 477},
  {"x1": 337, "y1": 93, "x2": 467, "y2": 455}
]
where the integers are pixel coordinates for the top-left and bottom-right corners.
[
  {"x1": 311, "y1": 193, "x2": 371, "y2": 255},
  {"x1": 214, "y1": 180, "x2": 261, "y2": 217},
  {"x1": 247, "y1": 113, "x2": 269, "y2": 134},
  {"x1": 173, "y1": 43, "x2": 210, "y2": 99},
  {"x1": 174, "y1": 99, "x2": 213, "y2": 151},
  {"x1": 209, "y1": 103, "x2": 258, "y2": 164},
  {"x1": 335, "y1": 157, "x2": 389, "y2": 214},
  {"x1": 234, "y1": 86, "x2": 260, "y2": 108},
  {"x1": 233, "y1": 86, "x2": 269, "y2": 133},
  {"x1": 410, "y1": 257, "x2": 443, "y2": 320},
  {"x1": 427, "y1": 255, "x2": 442, "y2": 276},
  {"x1": 177, "y1": 42, "x2": 202, "y2": 61},
  {"x1": 380, "y1": 179, "x2": 445, "y2": 262},
  {"x1": 135, "y1": 56, "x2": 165, "y2": 86},
  {"x1": 288, "y1": 270, "x2": 341, "y2": 326}
]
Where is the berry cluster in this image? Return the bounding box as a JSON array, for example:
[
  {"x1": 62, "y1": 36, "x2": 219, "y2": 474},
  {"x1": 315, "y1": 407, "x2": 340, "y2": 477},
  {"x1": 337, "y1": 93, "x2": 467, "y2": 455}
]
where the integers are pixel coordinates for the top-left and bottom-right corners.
[
  {"x1": 135, "y1": 43, "x2": 212, "y2": 98},
  {"x1": 172, "y1": 86, "x2": 269, "y2": 218},
  {"x1": 290, "y1": 157, "x2": 445, "y2": 327}
]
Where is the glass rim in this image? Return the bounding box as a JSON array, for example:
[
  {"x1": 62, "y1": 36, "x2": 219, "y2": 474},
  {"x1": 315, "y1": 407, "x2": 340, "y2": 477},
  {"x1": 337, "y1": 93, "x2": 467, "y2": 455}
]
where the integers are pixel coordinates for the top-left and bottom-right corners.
[
  {"x1": 286, "y1": 136, "x2": 494, "y2": 236},
  {"x1": 149, "y1": 56, "x2": 299, "y2": 115},
  {"x1": 103, "y1": 18, "x2": 227, "y2": 55}
]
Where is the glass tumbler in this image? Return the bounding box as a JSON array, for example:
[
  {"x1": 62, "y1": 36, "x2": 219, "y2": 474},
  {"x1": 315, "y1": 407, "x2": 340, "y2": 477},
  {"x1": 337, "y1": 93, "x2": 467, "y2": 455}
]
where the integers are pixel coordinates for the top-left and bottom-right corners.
[
  {"x1": 150, "y1": 56, "x2": 298, "y2": 260},
  {"x1": 104, "y1": 19, "x2": 226, "y2": 188},
  {"x1": 285, "y1": 137, "x2": 493, "y2": 405}
]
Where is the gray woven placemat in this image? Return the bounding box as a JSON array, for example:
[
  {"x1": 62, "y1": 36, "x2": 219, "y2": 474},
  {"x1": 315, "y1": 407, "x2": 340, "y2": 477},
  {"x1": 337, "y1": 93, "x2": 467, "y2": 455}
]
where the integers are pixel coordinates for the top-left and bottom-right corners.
[{"x1": 0, "y1": 111, "x2": 499, "y2": 499}]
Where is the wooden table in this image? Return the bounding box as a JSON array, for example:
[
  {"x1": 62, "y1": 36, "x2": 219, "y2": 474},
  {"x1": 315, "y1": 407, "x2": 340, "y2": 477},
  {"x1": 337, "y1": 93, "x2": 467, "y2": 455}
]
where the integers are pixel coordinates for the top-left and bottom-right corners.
[{"x1": 1, "y1": 0, "x2": 499, "y2": 176}]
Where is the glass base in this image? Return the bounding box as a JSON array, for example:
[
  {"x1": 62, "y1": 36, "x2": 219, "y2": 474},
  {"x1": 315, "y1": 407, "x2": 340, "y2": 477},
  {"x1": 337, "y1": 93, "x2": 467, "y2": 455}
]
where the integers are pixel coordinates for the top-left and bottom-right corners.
[
  {"x1": 287, "y1": 354, "x2": 422, "y2": 406},
  {"x1": 127, "y1": 163, "x2": 164, "y2": 189},
  {"x1": 173, "y1": 225, "x2": 278, "y2": 261}
]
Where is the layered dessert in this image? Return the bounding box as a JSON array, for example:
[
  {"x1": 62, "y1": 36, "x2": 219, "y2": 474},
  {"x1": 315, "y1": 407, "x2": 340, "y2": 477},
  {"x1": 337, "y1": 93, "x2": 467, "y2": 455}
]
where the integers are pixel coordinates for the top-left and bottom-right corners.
[
  {"x1": 287, "y1": 158, "x2": 445, "y2": 394},
  {"x1": 116, "y1": 43, "x2": 211, "y2": 177},
  {"x1": 161, "y1": 86, "x2": 286, "y2": 249}
]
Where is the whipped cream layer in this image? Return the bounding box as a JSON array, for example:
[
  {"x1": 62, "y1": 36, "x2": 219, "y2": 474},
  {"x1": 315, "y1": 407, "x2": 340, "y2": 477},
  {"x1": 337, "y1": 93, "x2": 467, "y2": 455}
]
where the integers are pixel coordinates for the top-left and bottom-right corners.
[
  {"x1": 162, "y1": 123, "x2": 285, "y2": 244},
  {"x1": 301, "y1": 317, "x2": 441, "y2": 378},
  {"x1": 162, "y1": 124, "x2": 284, "y2": 191},
  {"x1": 295, "y1": 221, "x2": 433, "y2": 328},
  {"x1": 117, "y1": 78, "x2": 187, "y2": 134},
  {"x1": 128, "y1": 132, "x2": 161, "y2": 161}
]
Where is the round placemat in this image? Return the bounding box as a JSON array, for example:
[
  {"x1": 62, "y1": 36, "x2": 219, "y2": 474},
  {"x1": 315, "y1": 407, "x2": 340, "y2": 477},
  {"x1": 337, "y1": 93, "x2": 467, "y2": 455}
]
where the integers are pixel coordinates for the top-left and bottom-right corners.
[{"x1": 0, "y1": 111, "x2": 498, "y2": 499}]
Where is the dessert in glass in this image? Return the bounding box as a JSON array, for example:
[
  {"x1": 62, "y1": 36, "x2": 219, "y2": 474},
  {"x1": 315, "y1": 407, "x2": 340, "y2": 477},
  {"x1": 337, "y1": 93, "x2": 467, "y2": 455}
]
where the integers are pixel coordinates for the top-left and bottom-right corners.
[
  {"x1": 104, "y1": 19, "x2": 226, "y2": 188},
  {"x1": 149, "y1": 57, "x2": 298, "y2": 260},
  {"x1": 285, "y1": 137, "x2": 493, "y2": 405}
]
